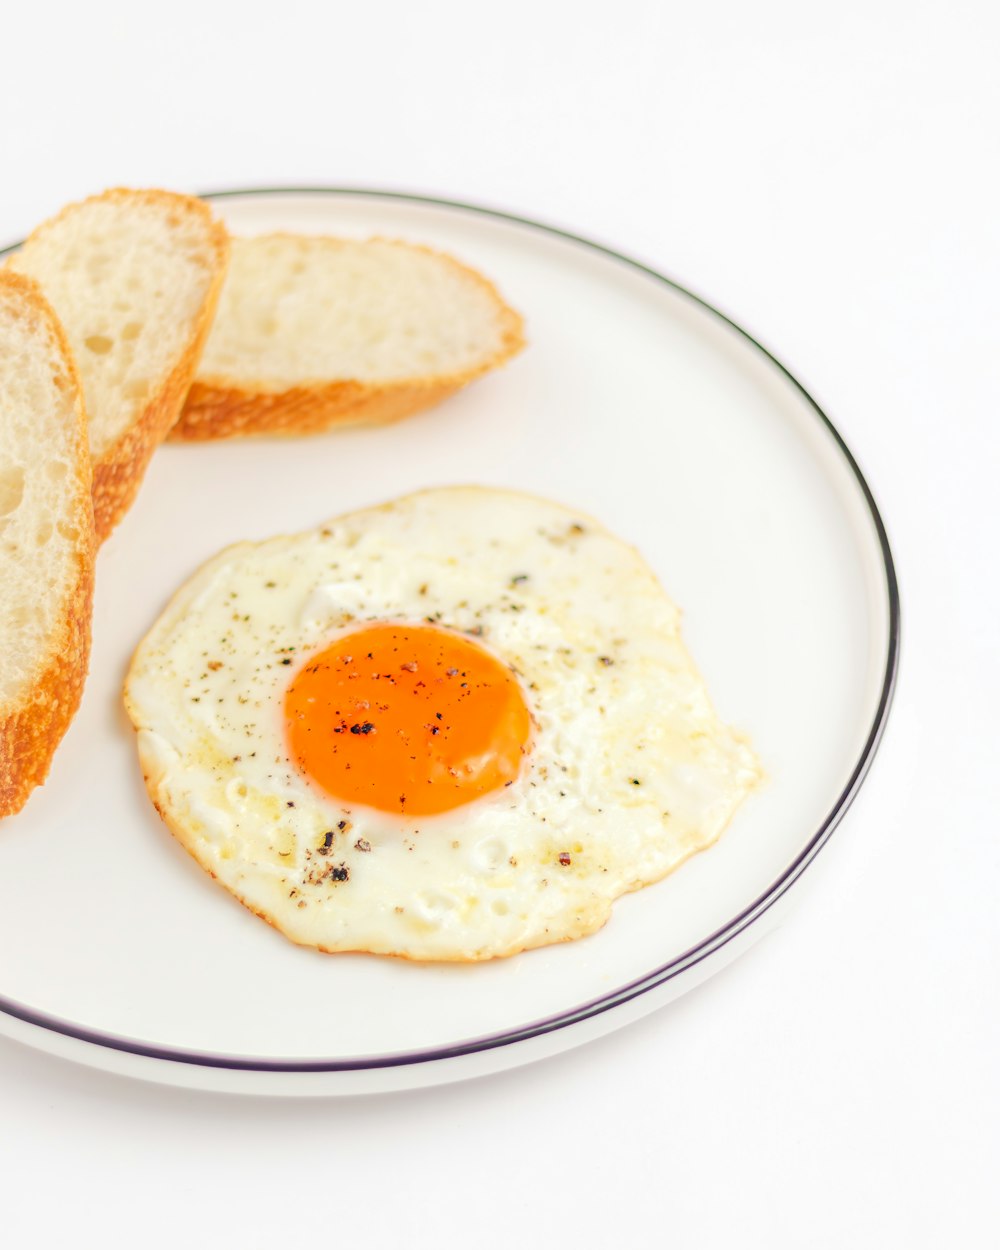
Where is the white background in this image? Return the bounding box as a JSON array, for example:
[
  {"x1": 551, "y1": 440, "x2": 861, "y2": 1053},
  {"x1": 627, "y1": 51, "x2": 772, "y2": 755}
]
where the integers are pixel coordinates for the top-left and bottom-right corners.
[{"x1": 1, "y1": 1, "x2": 996, "y2": 1245}]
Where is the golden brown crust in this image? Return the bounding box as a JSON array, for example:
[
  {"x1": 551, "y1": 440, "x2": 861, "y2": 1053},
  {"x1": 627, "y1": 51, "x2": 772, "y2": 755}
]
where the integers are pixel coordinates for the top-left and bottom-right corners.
[
  {"x1": 0, "y1": 273, "x2": 96, "y2": 818},
  {"x1": 16, "y1": 186, "x2": 215, "y2": 235},
  {"x1": 0, "y1": 559, "x2": 94, "y2": 815},
  {"x1": 176, "y1": 376, "x2": 472, "y2": 441},
  {"x1": 168, "y1": 234, "x2": 525, "y2": 442}
]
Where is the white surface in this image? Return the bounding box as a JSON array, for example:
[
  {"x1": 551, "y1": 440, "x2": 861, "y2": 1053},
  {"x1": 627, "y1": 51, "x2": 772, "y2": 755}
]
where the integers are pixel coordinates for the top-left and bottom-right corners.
[
  {"x1": 0, "y1": 191, "x2": 892, "y2": 1085},
  {"x1": 0, "y1": 0, "x2": 995, "y2": 1241}
]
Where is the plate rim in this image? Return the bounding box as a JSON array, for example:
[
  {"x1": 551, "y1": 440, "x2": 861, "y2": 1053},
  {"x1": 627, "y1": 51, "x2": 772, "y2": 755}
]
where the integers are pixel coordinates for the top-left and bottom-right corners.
[{"x1": 0, "y1": 184, "x2": 901, "y2": 1075}]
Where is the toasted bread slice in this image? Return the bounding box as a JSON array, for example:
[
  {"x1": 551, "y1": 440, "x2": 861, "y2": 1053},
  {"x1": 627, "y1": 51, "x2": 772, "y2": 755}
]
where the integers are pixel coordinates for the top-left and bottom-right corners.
[
  {"x1": 0, "y1": 272, "x2": 95, "y2": 818},
  {"x1": 6, "y1": 189, "x2": 229, "y2": 540},
  {"x1": 171, "y1": 234, "x2": 524, "y2": 441}
]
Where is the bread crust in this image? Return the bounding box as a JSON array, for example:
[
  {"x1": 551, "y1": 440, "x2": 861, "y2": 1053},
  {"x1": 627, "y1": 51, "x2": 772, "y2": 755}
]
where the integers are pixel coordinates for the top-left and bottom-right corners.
[
  {"x1": 177, "y1": 373, "x2": 489, "y2": 441},
  {"x1": 9, "y1": 189, "x2": 230, "y2": 542},
  {"x1": 0, "y1": 273, "x2": 96, "y2": 818},
  {"x1": 169, "y1": 234, "x2": 525, "y2": 442}
]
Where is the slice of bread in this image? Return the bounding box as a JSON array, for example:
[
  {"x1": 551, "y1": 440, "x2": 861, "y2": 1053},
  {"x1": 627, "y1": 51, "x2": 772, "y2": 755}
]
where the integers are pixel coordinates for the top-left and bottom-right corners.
[
  {"x1": 6, "y1": 189, "x2": 229, "y2": 541},
  {"x1": 171, "y1": 234, "x2": 525, "y2": 441},
  {"x1": 0, "y1": 272, "x2": 95, "y2": 818}
]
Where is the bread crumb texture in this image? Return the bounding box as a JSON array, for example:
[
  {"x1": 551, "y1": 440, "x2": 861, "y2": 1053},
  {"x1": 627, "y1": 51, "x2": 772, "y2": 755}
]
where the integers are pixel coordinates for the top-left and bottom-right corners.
[
  {"x1": 174, "y1": 234, "x2": 524, "y2": 440},
  {"x1": 0, "y1": 272, "x2": 95, "y2": 817},
  {"x1": 6, "y1": 188, "x2": 228, "y2": 539}
]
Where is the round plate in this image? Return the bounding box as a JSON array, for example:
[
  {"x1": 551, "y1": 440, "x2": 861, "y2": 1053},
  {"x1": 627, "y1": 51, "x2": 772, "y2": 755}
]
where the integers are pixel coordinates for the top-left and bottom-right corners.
[{"x1": 0, "y1": 189, "x2": 898, "y2": 1095}]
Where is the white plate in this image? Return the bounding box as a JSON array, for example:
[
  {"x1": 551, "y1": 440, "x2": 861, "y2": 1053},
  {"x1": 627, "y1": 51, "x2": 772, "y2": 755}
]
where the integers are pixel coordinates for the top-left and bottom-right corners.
[{"x1": 0, "y1": 189, "x2": 898, "y2": 1096}]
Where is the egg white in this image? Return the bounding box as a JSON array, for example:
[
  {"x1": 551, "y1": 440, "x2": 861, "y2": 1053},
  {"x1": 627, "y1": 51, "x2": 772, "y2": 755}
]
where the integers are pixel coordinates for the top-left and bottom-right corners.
[{"x1": 124, "y1": 487, "x2": 761, "y2": 960}]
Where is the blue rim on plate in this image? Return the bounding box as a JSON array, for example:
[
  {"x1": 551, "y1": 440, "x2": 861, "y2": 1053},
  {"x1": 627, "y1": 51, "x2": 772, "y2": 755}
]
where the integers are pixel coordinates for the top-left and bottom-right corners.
[{"x1": 0, "y1": 187, "x2": 901, "y2": 1074}]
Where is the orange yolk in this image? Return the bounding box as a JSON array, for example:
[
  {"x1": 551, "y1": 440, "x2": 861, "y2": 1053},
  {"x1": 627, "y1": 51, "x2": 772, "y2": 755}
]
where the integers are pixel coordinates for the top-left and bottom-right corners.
[{"x1": 284, "y1": 622, "x2": 532, "y2": 816}]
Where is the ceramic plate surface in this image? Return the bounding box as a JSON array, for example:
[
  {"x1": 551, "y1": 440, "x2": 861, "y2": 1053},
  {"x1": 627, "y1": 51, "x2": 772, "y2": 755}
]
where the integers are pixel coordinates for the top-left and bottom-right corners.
[{"x1": 0, "y1": 189, "x2": 898, "y2": 1095}]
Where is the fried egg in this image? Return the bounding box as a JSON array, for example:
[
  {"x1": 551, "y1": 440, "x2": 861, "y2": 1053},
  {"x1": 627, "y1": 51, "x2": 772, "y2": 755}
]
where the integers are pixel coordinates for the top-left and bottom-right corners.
[{"x1": 124, "y1": 487, "x2": 761, "y2": 960}]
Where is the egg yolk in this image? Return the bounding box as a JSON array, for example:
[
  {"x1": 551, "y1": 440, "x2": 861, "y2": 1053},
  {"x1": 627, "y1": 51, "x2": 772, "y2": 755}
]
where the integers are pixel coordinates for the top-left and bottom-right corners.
[{"x1": 284, "y1": 622, "x2": 532, "y2": 816}]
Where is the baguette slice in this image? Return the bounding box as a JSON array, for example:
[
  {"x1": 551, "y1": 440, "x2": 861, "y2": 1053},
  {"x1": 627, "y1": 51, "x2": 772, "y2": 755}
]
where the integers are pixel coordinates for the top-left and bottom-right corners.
[
  {"x1": 171, "y1": 234, "x2": 524, "y2": 441},
  {"x1": 6, "y1": 189, "x2": 229, "y2": 541},
  {"x1": 0, "y1": 272, "x2": 95, "y2": 818}
]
